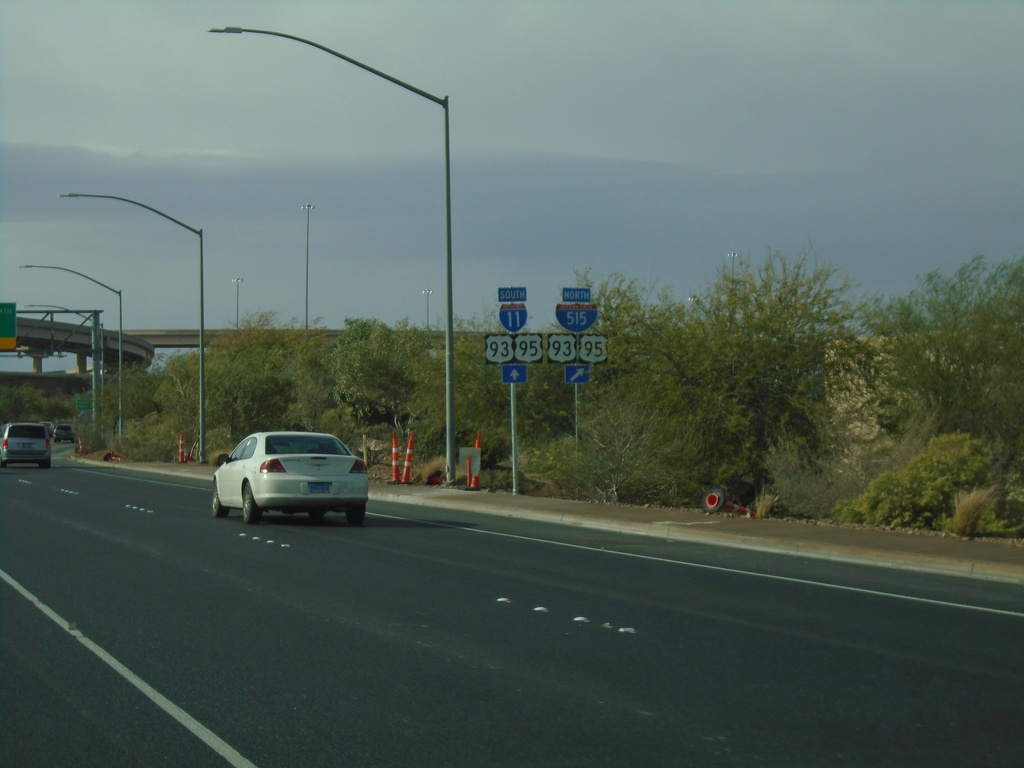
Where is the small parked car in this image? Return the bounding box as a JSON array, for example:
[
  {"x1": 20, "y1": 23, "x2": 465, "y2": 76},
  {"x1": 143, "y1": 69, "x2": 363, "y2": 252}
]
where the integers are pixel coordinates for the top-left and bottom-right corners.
[
  {"x1": 1, "y1": 422, "x2": 52, "y2": 468},
  {"x1": 54, "y1": 424, "x2": 77, "y2": 443},
  {"x1": 212, "y1": 431, "x2": 369, "y2": 525}
]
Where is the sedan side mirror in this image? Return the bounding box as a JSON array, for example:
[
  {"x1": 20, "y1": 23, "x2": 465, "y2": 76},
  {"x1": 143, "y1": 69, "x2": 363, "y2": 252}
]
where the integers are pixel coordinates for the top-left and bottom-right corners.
[{"x1": 216, "y1": 453, "x2": 231, "y2": 466}]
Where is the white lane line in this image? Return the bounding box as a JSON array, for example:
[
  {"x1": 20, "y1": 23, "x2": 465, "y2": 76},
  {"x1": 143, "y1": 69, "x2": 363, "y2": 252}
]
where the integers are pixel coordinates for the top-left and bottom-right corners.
[
  {"x1": 0, "y1": 566, "x2": 259, "y2": 768},
  {"x1": 372, "y1": 512, "x2": 1024, "y2": 619}
]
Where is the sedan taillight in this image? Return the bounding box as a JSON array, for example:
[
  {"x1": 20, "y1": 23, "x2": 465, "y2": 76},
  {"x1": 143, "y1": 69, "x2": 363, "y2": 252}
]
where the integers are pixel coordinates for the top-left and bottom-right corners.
[
  {"x1": 260, "y1": 458, "x2": 286, "y2": 473},
  {"x1": 350, "y1": 459, "x2": 367, "y2": 474}
]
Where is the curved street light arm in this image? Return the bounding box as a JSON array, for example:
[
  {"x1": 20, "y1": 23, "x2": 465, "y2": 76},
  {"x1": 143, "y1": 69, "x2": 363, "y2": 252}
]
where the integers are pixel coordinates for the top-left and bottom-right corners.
[
  {"x1": 21, "y1": 263, "x2": 121, "y2": 298},
  {"x1": 60, "y1": 193, "x2": 201, "y2": 236},
  {"x1": 209, "y1": 27, "x2": 446, "y2": 107}
]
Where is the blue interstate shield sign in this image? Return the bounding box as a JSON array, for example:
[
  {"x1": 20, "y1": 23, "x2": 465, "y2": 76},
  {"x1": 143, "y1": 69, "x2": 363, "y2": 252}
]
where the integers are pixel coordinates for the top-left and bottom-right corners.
[
  {"x1": 498, "y1": 303, "x2": 528, "y2": 333},
  {"x1": 555, "y1": 303, "x2": 598, "y2": 332}
]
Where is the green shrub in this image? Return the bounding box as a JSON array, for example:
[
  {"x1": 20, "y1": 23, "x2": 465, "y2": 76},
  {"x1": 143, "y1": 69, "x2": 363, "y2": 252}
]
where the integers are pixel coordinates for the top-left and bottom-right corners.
[
  {"x1": 834, "y1": 432, "x2": 991, "y2": 529},
  {"x1": 112, "y1": 414, "x2": 183, "y2": 462}
]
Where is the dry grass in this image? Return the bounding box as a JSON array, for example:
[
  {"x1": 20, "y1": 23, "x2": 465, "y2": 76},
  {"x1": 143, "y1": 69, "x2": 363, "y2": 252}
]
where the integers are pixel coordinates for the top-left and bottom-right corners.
[
  {"x1": 753, "y1": 489, "x2": 778, "y2": 519},
  {"x1": 952, "y1": 487, "x2": 994, "y2": 537}
]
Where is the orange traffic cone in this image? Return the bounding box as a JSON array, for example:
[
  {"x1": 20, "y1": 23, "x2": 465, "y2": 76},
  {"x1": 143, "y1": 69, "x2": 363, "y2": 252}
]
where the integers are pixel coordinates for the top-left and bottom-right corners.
[
  {"x1": 702, "y1": 488, "x2": 753, "y2": 517},
  {"x1": 400, "y1": 432, "x2": 415, "y2": 484},
  {"x1": 469, "y1": 431, "x2": 481, "y2": 490},
  {"x1": 390, "y1": 431, "x2": 400, "y2": 483}
]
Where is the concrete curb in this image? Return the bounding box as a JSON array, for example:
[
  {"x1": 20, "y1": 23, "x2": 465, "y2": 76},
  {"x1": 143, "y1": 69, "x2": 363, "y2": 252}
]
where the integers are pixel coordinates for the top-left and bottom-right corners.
[{"x1": 370, "y1": 489, "x2": 1024, "y2": 584}]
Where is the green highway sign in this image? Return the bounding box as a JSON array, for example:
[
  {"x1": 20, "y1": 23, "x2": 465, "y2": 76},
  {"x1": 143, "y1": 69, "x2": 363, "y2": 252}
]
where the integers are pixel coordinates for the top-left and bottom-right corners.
[{"x1": 0, "y1": 302, "x2": 15, "y2": 351}]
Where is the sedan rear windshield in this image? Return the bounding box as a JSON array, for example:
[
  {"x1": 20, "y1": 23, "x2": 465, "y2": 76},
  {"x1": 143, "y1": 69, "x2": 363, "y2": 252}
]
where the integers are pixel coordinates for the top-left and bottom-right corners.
[
  {"x1": 8, "y1": 425, "x2": 47, "y2": 438},
  {"x1": 264, "y1": 436, "x2": 349, "y2": 456}
]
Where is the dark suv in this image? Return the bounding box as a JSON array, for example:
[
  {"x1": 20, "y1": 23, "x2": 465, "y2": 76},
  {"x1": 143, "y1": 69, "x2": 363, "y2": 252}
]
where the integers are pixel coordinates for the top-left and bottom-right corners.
[
  {"x1": 1, "y1": 422, "x2": 52, "y2": 468},
  {"x1": 54, "y1": 424, "x2": 77, "y2": 443}
]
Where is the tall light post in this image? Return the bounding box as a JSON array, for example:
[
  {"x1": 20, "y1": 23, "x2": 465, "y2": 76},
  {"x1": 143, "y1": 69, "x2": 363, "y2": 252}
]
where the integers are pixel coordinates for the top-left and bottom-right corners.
[
  {"x1": 422, "y1": 289, "x2": 432, "y2": 330},
  {"x1": 232, "y1": 277, "x2": 244, "y2": 327},
  {"x1": 726, "y1": 251, "x2": 740, "y2": 276},
  {"x1": 210, "y1": 25, "x2": 458, "y2": 482},
  {"x1": 21, "y1": 264, "x2": 123, "y2": 437},
  {"x1": 301, "y1": 203, "x2": 315, "y2": 329},
  {"x1": 60, "y1": 193, "x2": 207, "y2": 462}
]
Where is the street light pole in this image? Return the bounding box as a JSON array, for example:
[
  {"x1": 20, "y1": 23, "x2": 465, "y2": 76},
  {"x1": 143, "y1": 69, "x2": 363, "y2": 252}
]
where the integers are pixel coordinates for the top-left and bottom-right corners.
[
  {"x1": 232, "y1": 277, "x2": 244, "y2": 327},
  {"x1": 20, "y1": 264, "x2": 123, "y2": 437},
  {"x1": 422, "y1": 289, "x2": 432, "y2": 330},
  {"x1": 302, "y1": 203, "x2": 315, "y2": 329},
  {"x1": 210, "y1": 25, "x2": 459, "y2": 482},
  {"x1": 726, "y1": 251, "x2": 740, "y2": 276},
  {"x1": 60, "y1": 193, "x2": 207, "y2": 462}
]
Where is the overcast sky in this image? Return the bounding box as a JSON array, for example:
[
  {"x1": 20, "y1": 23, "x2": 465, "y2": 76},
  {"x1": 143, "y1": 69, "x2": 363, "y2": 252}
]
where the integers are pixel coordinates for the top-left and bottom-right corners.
[{"x1": 2, "y1": 0, "x2": 1022, "y2": 372}]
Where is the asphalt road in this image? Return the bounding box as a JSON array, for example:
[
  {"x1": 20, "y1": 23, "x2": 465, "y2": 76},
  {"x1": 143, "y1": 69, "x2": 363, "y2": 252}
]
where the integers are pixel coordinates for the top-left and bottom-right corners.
[{"x1": 3, "y1": 456, "x2": 1023, "y2": 767}]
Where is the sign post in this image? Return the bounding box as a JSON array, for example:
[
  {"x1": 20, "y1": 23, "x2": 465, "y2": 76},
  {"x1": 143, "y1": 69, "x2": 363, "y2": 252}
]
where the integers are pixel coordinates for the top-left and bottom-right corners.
[
  {"x1": 496, "y1": 287, "x2": 529, "y2": 494},
  {"x1": 556, "y1": 288, "x2": 603, "y2": 441}
]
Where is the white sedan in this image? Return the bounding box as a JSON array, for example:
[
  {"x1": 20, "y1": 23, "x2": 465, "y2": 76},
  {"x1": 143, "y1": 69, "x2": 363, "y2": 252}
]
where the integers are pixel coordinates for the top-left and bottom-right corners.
[{"x1": 212, "y1": 431, "x2": 369, "y2": 525}]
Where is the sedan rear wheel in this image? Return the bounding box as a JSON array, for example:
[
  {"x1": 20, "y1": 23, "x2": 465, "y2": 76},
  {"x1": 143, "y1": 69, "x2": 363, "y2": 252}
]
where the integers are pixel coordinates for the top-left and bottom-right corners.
[
  {"x1": 212, "y1": 482, "x2": 228, "y2": 518},
  {"x1": 242, "y1": 483, "x2": 263, "y2": 524},
  {"x1": 345, "y1": 505, "x2": 366, "y2": 526}
]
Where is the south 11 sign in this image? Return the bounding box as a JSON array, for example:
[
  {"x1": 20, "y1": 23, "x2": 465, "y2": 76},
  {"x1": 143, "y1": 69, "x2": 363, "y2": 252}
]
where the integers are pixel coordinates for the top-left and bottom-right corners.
[
  {"x1": 497, "y1": 286, "x2": 528, "y2": 334},
  {"x1": 498, "y1": 303, "x2": 527, "y2": 334}
]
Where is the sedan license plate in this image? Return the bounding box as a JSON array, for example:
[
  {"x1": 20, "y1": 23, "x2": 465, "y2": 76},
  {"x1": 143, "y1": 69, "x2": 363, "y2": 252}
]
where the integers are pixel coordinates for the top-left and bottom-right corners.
[{"x1": 309, "y1": 482, "x2": 331, "y2": 494}]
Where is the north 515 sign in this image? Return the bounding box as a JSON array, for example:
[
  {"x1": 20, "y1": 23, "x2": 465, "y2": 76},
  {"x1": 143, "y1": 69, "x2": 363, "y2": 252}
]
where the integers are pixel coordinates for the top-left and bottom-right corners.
[{"x1": 555, "y1": 287, "x2": 598, "y2": 333}]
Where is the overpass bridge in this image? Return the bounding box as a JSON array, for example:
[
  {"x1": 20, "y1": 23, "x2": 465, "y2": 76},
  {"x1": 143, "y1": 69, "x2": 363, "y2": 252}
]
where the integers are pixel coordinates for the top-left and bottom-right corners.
[
  {"x1": 126, "y1": 328, "x2": 342, "y2": 348},
  {"x1": 6, "y1": 315, "x2": 156, "y2": 373},
  {"x1": 3, "y1": 317, "x2": 345, "y2": 374}
]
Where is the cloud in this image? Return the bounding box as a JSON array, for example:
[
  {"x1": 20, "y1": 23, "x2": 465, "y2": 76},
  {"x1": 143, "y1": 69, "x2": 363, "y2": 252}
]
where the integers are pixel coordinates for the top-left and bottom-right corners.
[{"x1": 3, "y1": 1, "x2": 1022, "y2": 374}]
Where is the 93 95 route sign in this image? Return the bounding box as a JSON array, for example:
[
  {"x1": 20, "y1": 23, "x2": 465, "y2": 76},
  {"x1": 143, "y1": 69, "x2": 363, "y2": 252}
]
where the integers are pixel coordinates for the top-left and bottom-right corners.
[
  {"x1": 512, "y1": 333, "x2": 543, "y2": 363},
  {"x1": 485, "y1": 333, "x2": 543, "y2": 364},
  {"x1": 484, "y1": 334, "x2": 514, "y2": 364},
  {"x1": 577, "y1": 334, "x2": 607, "y2": 363},
  {"x1": 546, "y1": 334, "x2": 577, "y2": 363},
  {"x1": 546, "y1": 333, "x2": 607, "y2": 363}
]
